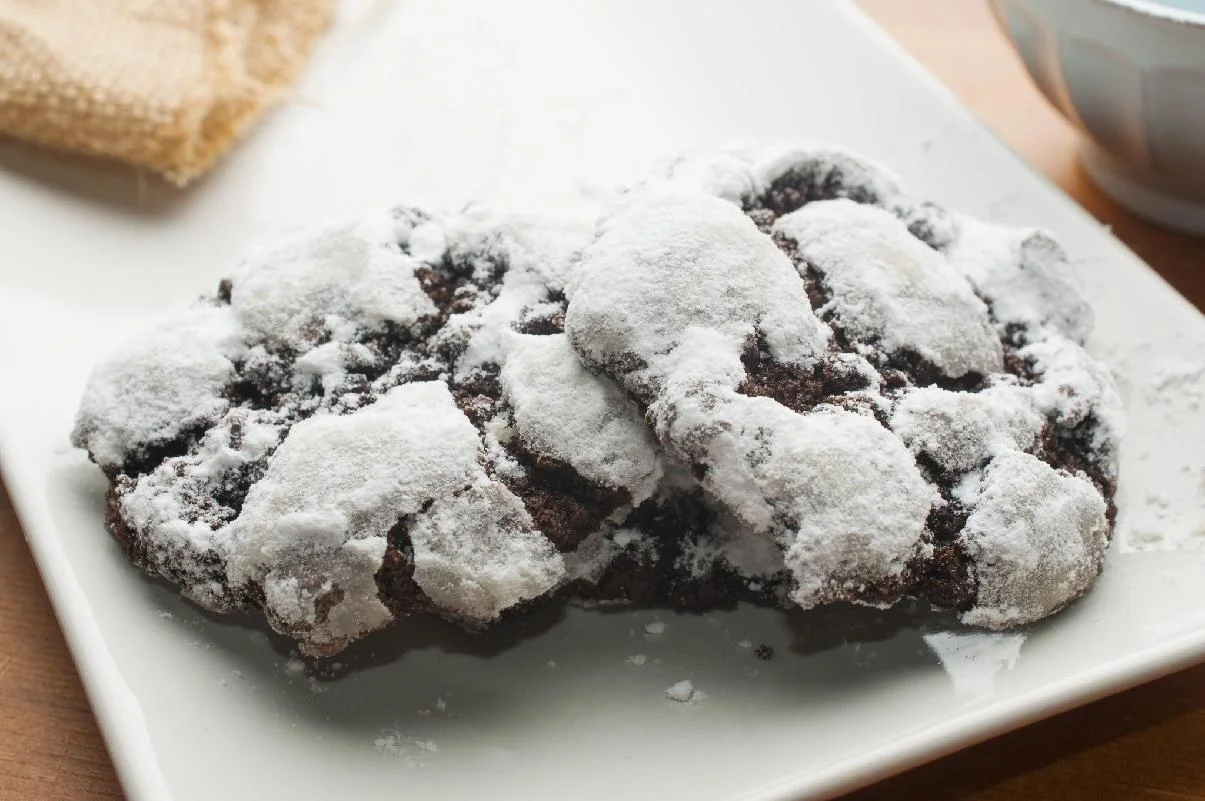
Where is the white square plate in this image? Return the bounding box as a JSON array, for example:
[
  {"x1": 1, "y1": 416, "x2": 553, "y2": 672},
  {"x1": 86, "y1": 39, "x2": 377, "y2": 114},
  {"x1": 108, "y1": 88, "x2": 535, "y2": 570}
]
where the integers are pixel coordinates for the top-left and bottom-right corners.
[{"x1": 2, "y1": 2, "x2": 1204, "y2": 799}]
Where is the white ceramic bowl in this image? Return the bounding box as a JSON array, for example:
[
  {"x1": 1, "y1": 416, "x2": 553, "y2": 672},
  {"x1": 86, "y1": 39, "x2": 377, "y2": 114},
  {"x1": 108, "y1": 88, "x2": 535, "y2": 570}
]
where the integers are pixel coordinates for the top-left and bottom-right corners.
[{"x1": 990, "y1": 0, "x2": 1205, "y2": 234}]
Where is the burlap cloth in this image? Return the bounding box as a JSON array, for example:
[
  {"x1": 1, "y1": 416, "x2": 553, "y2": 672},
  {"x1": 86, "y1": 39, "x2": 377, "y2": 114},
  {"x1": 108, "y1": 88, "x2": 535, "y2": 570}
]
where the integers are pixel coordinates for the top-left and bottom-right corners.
[{"x1": 0, "y1": 0, "x2": 335, "y2": 185}]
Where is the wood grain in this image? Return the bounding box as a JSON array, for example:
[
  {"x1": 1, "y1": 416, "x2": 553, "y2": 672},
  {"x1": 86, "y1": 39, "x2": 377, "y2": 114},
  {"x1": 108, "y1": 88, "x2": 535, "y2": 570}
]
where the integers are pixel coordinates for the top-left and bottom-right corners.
[
  {"x1": 1, "y1": 1, "x2": 1204, "y2": 799},
  {"x1": 0, "y1": 484, "x2": 123, "y2": 800}
]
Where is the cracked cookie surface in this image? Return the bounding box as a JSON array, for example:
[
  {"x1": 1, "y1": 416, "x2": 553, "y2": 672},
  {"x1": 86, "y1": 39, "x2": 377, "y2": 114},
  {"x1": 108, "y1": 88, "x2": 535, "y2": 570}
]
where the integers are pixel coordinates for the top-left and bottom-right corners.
[
  {"x1": 73, "y1": 204, "x2": 789, "y2": 655},
  {"x1": 73, "y1": 144, "x2": 1124, "y2": 655},
  {"x1": 565, "y1": 144, "x2": 1122, "y2": 628}
]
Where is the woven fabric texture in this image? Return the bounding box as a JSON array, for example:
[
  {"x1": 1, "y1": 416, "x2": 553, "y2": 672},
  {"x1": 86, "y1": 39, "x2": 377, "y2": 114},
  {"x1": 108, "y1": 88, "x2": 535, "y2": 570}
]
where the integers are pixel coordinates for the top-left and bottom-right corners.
[{"x1": 0, "y1": 0, "x2": 333, "y2": 184}]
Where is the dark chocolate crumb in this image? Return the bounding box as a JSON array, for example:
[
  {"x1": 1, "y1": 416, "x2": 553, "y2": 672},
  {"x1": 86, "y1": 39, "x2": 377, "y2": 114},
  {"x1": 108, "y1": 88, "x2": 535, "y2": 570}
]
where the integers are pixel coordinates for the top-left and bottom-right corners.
[
  {"x1": 375, "y1": 513, "x2": 433, "y2": 619},
  {"x1": 516, "y1": 312, "x2": 565, "y2": 336},
  {"x1": 910, "y1": 543, "x2": 975, "y2": 611},
  {"x1": 312, "y1": 586, "x2": 346, "y2": 626},
  {"x1": 503, "y1": 444, "x2": 630, "y2": 553},
  {"x1": 744, "y1": 160, "x2": 885, "y2": 219},
  {"x1": 738, "y1": 336, "x2": 871, "y2": 415}
]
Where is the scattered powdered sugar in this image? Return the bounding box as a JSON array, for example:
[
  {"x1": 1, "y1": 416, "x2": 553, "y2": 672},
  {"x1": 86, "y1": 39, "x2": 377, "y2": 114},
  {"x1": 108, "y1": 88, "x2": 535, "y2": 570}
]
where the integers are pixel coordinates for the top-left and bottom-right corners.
[
  {"x1": 375, "y1": 728, "x2": 439, "y2": 764},
  {"x1": 736, "y1": 639, "x2": 753, "y2": 649},
  {"x1": 1126, "y1": 467, "x2": 1205, "y2": 552},
  {"x1": 644, "y1": 621, "x2": 667, "y2": 635},
  {"x1": 923, "y1": 631, "x2": 1026, "y2": 699},
  {"x1": 665, "y1": 680, "x2": 706, "y2": 703},
  {"x1": 626, "y1": 654, "x2": 648, "y2": 666},
  {"x1": 959, "y1": 451, "x2": 1108, "y2": 629},
  {"x1": 1145, "y1": 359, "x2": 1205, "y2": 410},
  {"x1": 1147, "y1": 492, "x2": 1172, "y2": 513},
  {"x1": 775, "y1": 200, "x2": 1001, "y2": 378}
]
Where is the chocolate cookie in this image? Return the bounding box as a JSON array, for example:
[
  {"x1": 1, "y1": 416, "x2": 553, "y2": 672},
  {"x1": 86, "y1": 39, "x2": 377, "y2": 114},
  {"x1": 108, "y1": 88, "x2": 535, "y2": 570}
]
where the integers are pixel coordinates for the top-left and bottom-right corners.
[
  {"x1": 72, "y1": 206, "x2": 784, "y2": 656},
  {"x1": 73, "y1": 144, "x2": 1123, "y2": 655},
  {"x1": 565, "y1": 144, "x2": 1123, "y2": 628}
]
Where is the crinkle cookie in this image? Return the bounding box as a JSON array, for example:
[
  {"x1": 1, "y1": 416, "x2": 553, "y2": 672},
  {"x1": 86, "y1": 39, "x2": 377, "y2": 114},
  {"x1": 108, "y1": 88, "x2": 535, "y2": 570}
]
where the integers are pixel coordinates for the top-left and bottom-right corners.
[
  {"x1": 73, "y1": 144, "x2": 1124, "y2": 655},
  {"x1": 564, "y1": 144, "x2": 1123, "y2": 629},
  {"x1": 72, "y1": 205, "x2": 785, "y2": 656}
]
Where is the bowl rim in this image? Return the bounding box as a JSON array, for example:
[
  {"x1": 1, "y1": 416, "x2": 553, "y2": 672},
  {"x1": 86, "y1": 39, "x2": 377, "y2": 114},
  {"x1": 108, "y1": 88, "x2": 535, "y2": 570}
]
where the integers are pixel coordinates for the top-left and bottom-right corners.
[{"x1": 1097, "y1": 0, "x2": 1205, "y2": 27}]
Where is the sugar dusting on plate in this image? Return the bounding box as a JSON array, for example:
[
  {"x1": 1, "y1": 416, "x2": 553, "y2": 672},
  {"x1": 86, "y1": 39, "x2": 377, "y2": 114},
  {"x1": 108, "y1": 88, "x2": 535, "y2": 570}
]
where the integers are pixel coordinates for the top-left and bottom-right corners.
[
  {"x1": 1106, "y1": 345, "x2": 1205, "y2": 552},
  {"x1": 923, "y1": 631, "x2": 1026, "y2": 701},
  {"x1": 665, "y1": 680, "x2": 707, "y2": 703},
  {"x1": 374, "y1": 728, "x2": 440, "y2": 766}
]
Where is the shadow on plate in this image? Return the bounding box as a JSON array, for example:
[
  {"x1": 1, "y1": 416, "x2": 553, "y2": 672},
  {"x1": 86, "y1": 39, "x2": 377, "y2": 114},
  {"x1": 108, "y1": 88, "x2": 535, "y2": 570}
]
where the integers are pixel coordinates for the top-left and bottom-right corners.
[
  {"x1": 52, "y1": 456, "x2": 1008, "y2": 740},
  {"x1": 0, "y1": 140, "x2": 196, "y2": 217}
]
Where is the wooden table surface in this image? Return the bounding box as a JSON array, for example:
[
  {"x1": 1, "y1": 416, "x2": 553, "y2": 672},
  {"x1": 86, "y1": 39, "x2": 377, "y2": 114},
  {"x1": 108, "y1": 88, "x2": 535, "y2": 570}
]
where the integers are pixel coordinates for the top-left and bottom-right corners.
[{"x1": 2, "y1": 1, "x2": 1203, "y2": 799}]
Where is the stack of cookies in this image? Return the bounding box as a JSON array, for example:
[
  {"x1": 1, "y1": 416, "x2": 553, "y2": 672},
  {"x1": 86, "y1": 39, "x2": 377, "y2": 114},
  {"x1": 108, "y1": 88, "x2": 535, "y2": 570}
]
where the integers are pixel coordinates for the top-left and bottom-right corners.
[{"x1": 71, "y1": 145, "x2": 1123, "y2": 656}]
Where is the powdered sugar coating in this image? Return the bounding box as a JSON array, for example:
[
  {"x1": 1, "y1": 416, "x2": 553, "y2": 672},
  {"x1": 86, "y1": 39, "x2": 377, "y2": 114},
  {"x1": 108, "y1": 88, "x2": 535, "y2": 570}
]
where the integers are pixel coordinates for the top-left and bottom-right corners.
[
  {"x1": 409, "y1": 482, "x2": 564, "y2": 624},
  {"x1": 435, "y1": 209, "x2": 594, "y2": 377},
  {"x1": 230, "y1": 211, "x2": 435, "y2": 349},
  {"x1": 77, "y1": 201, "x2": 779, "y2": 655},
  {"x1": 501, "y1": 334, "x2": 664, "y2": 504},
  {"x1": 958, "y1": 451, "x2": 1108, "y2": 628},
  {"x1": 774, "y1": 200, "x2": 1002, "y2": 378},
  {"x1": 691, "y1": 402, "x2": 936, "y2": 607},
  {"x1": 565, "y1": 189, "x2": 830, "y2": 399},
  {"x1": 74, "y1": 205, "x2": 622, "y2": 654},
  {"x1": 660, "y1": 388, "x2": 934, "y2": 602},
  {"x1": 891, "y1": 386, "x2": 1045, "y2": 474},
  {"x1": 1023, "y1": 336, "x2": 1125, "y2": 476},
  {"x1": 115, "y1": 407, "x2": 284, "y2": 610},
  {"x1": 946, "y1": 218, "x2": 1093, "y2": 344},
  {"x1": 659, "y1": 143, "x2": 960, "y2": 248},
  {"x1": 72, "y1": 306, "x2": 245, "y2": 469},
  {"x1": 675, "y1": 505, "x2": 786, "y2": 585},
  {"x1": 566, "y1": 187, "x2": 937, "y2": 610},
  {"x1": 222, "y1": 383, "x2": 513, "y2": 650},
  {"x1": 75, "y1": 142, "x2": 1125, "y2": 650},
  {"x1": 567, "y1": 143, "x2": 1122, "y2": 624}
]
